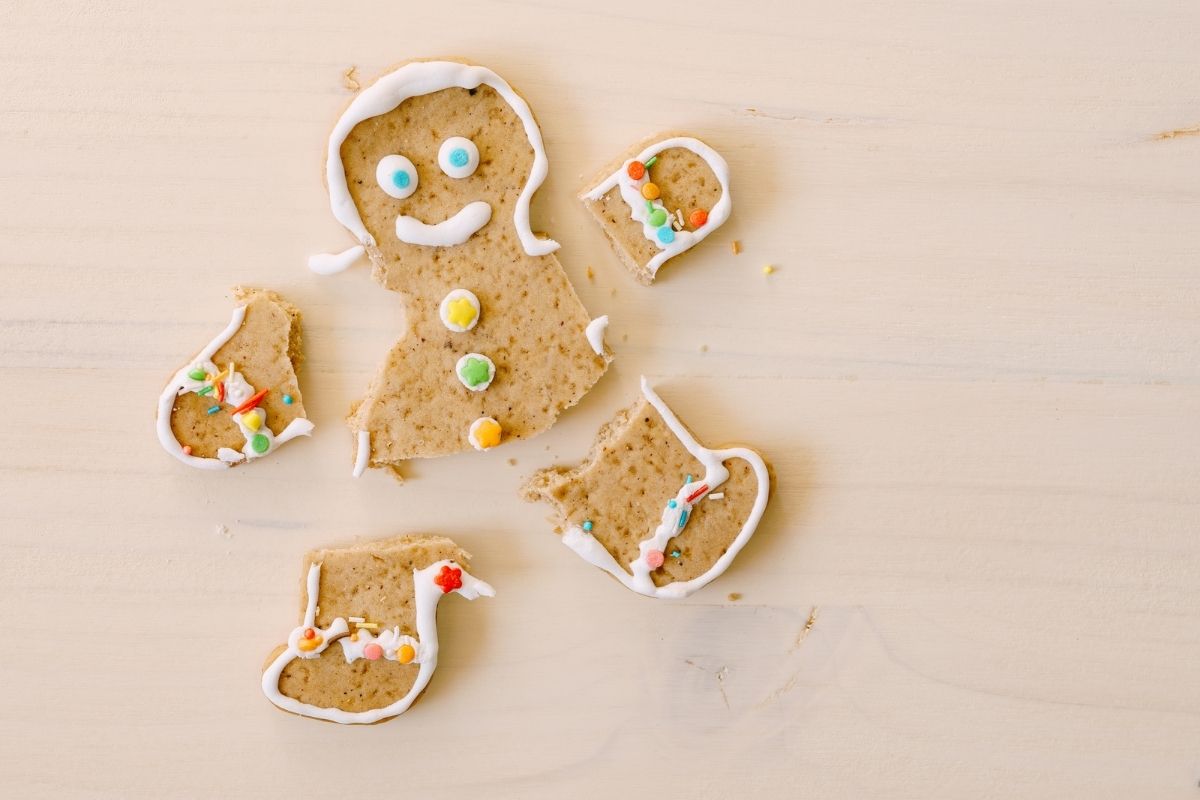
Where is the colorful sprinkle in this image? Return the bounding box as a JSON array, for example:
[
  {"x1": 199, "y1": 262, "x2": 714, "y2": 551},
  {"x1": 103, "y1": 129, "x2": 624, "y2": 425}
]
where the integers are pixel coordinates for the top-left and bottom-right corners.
[
  {"x1": 657, "y1": 226, "x2": 676, "y2": 244},
  {"x1": 685, "y1": 483, "x2": 709, "y2": 503},
  {"x1": 397, "y1": 644, "x2": 416, "y2": 664},
  {"x1": 679, "y1": 509, "x2": 689, "y2": 528},
  {"x1": 648, "y1": 208, "x2": 668, "y2": 227},
  {"x1": 732, "y1": 240, "x2": 742, "y2": 255},
  {"x1": 582, "y1": 520, "x2": 594, "y2": 532},
  {"x1": 644, "y1": 156, "x2": 658, "y2": 169},
  {"x1": 232, "y1": 388, "x2": 269, "y2": 415},
  {"x1": 182, "y1": 445, "x2": 193, "y2": 456},
  {"x1": 627, "y1": 161, "x2": 646, "y2": 180},
  {"x1": 303, "y1": 628, "x2": 316, "y2": 640},
  {"x1": 685, "y1": 474, "x2": 693, "y2": 484},
  {"x1": 688, "y1": 209, "x2": 709, "y2": 228},
  {"x1": 763, "y1": 264, "x2": 776, "y2": 275},
  {"x1": 434, "y1": 565, "x2": 463, "y2": 594},
  {"x1": 364, "y1": 643, "x2": 383, "y2": 661},
  {"x1": 670, "y1": 549, "x2": 681, "y2": 558},
  {"x1": 187, "y1": 368, "x2": 207, "y2": 381},
  {"x1": 667, "y1": 499, "x2": 678, "y2": 509},
  {"x1": 645, "y1": 550, "x2": 665, "y2": 569},
  {"x1": 641, "y1": 182, "x2": 661, "y2": 201},
  {"x1": 216, "y1": 382, "x2": 225, "y2": 403},
  {"x1": 282, "y1": 394, "x2": 293, "y2": 405},
  {"x1": 251, "y1": 433, "x2": 270, "y2": 454},
  {"x1": 197, "y1": 385, "x2": 214, "y2": 396},
  {"x1": 206, "y1": 405, "x2": 220, "y2": 415}
]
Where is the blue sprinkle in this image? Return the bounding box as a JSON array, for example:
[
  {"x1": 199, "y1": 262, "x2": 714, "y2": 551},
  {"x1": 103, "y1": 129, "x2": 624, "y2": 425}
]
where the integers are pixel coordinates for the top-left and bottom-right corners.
[
  {"x1": 205, "y1": 405, "x2": 220, "y2": 415},
  {"x1": 449, "y1": 148, "x2": 470, "y2": 168},
  {"x1": 667, "y1": 499, "x2": 677, "y2": 509},
  {"x1": 392, "y1": 170, "x2": 411, "y2": 189},
  {"x1": 582, "y1": 520, "x2": 593, "y2": 532},
  {"x1": 657, "y1": 226, "x2": 676, "y2": 244},
  {"x1": 685, "y1": 474, "x2": 693, "y2": 484},
  {"x1": 670, "y1": 549, "x2": 681, "y2": 558},
  {"x1": 679, "y1": 509, "x2": 689, "y2": 528},
  {"x1": 282, "y1": 394, "x2": 294, "y2": 405}
]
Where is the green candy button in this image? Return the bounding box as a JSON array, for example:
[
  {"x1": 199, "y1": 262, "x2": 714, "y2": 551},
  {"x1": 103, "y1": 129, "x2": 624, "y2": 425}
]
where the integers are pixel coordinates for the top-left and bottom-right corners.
[
  {"x1": 648, "y1": 208, "x2": 668, "y2": 227},
  {"x1": 251, "y1": 433, "x2": 270, "y2": 454},
  {"x1": 188, "y1": 368, "x2": 207, "y2": 381},
  {"x1": 459, "y1": 357, "x2": 491, "y2": 387}
]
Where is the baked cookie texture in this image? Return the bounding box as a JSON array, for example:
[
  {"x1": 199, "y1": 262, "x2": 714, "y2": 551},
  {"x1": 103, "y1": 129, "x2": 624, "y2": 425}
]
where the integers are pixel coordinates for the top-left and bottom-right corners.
[
  {"x1": 156, "y1": 287, "x2": 313, "y2": 468},
  {"x1": 522, "y1": 378, "x2": 771, "y2": 599},
  {"x1": 581, "y1": 133, "x2": 732, "y2": 285},
  {"x1": 309, "y1": 60, "x2": 610, "y2": 478},
  {"x1": 261, "y1": 534, "x2": 493, "y2": 724}
]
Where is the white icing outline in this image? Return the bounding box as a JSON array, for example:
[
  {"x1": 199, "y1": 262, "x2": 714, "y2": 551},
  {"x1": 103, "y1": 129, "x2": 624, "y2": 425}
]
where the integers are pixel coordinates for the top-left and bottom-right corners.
[
  {"x1": 319, "y1": 61, "x2": 559, "y2": 259},
  {"x1": 352, "y1": 430, "x2": 370, "y2": 478},
  {"x1": 560, "y1": 377, "x2": 769, "y2": 599},
  {"x1": 581, "y1": 137, "x2": 732, "y2": 277},
  {"x1": 155, "y1": 305, "x2": 313, "y2": 469},
  {"x1": 308, "y1": 244, "x2": 365, "y2": 275},
  {"x1": 262, "y1": 560, "x2": 494, "y2": 724},
  {"x1": 585, "y1": 315, "x2": 609, "y2": 357},
  {"x1": 395, "y1": 200, "x2": 492, "y2": 247}
]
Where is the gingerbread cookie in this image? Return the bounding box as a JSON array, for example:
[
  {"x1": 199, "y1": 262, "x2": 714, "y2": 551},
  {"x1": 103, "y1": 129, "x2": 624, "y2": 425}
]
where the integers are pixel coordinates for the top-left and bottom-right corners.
[
  {"x1": 155, "y1": 288, "x2": 313, "y2": 468},
  {"x1": 522, "y1": 378, "x2": 770, "y2": 599},
  {"x1": 308, "y1": 60, "x2": 610, "y2": 477},
  {"x1": 261, "y1": 534, "x2": 493, "y2": 724},
  {"x1": 581, "y1": 135, "x2": 731, "y2": 285}
]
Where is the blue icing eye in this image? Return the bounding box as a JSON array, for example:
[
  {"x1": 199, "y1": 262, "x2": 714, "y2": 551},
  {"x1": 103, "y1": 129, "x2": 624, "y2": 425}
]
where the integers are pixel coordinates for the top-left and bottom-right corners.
[
  {"x1": 657, "y1": 226, "x2": 676, "y2": 244},
  {"x1": 376, "y1": 154, "x2": 418, "y2": 199},
  {"x1": 438, "y1": 136, "x2": 479, "y2": 178}
]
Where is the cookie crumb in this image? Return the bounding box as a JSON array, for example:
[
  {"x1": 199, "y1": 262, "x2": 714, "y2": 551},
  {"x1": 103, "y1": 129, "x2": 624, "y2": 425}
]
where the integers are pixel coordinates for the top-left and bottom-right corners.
[
  {"x1": 731, "y1": 240, "x2": 741, "y2": 255},
  {"x1": 586, "y1": 266, "x2": 594, "y2": 281},
  {"x1": 699, "y1": 344, "x2": 708, "y2": 353},
  {"x1": 727, "y1": 592, "x2": 742, "y2": 601},
  {"x1": 342, "y1": 66, "x2": 360, "y2": 92},
  {"x1": 507, "y1": 458, "x2": 517, "y2": 466}
]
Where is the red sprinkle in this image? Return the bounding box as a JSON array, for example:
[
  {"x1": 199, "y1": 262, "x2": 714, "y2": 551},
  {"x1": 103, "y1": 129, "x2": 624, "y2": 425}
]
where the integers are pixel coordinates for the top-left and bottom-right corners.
[
  {"x1": 627, "y1": 160, "x2": 646, "y2": 180},
  {"x1": 688, "y1": 208, "x2": 709, "y2": 228},
  {"x1": 684, "y1": 484, "x2": 710, "y2": 503},
  {"x1": 216, "y1": 381, "x2": 225, "y2": 403},
  {"x1": 231, "y1": 388, "x2": 269, "y2": 415},
  {"x1": 434, "y1": 565, "x2": 463, "y2": 594}
]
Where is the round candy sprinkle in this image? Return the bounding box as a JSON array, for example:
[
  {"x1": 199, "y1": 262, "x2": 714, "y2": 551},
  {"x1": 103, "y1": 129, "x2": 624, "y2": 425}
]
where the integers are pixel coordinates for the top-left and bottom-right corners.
[
  {"x1": 187, "y1": 368, "x2": 207, "y2": 381},
  {"x1": 251, "y1": 433, "x2": 270, "y2": 454},
  {"x1": 364, "y1": 643, "x2": 383, "y2": 661},
  {"x1": 303, "y1": 628, "x2": 315, "y2": 640},
  {"x1": 688, "y1": 208, "x2": 709, "y2": 228},
  {"x1": 582, "y1": 520, "x2": 594, "y2": 532},
  {"x1": 648, "y1": 208, "x2": 668, "y2": 227},
  {"x1": 657, "y1": 226, "x2": 676, "y2": 244},
  {"x1": 182, "y1": 445, "x2": 193, "y2": 456},
  {"x1": 282, "y1": 394, "x2": 293, "y2": 405},
  {"x1": 641, "y1": 182, "x2": 661, "y2": 201},
  {"x1": 627, "y1": 161, "x2": 645, "y2": 180},
  {"x1": 667, "y1": 499, "x2": 677, "y2": 509},
  {"x1": 397, "y1": 644, "x2": 416, "y2": 664},
  {"x1": 645, "y1": 550, "x2": 665, "y2": 569}
]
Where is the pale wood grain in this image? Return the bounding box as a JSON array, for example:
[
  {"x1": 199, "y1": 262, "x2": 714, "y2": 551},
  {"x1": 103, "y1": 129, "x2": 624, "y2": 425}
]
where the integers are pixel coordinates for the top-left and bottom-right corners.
[{"x1": 1, "y1": 0, "x2": 1198, "y2": 797}]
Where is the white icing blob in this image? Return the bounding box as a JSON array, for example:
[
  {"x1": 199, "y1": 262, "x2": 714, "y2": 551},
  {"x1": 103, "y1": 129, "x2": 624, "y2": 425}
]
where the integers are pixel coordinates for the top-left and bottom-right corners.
[
  {"x1": 262, "y1": 560, "x2": 494, "y2": 724},
  {"x1": 455, "y1": 353, "x2": 496, "y2": 392},
  {"x1": 352, "y1": 430, "x2": 370, "y2": 478},
  {"x1": 395, "y1": 200, "x2": 491, "y2": 247},
  {"x1": 582, "y1": 137, "x2": 732, "y2": 277},
  {"x1": 376, "y1": 154, "x2": 419, "y2": 199},
  {"x1": 308, "y1": 244, "x2": 365, "y2": 275},
  {"x1": 585, "y1": 315, "x2": 609, "y2": 356},
  {"x1": 320, "y1": 61, "x2": 559, "y2": 258},
  {"x1": 439, "y1": 288, "x2": 481, "y2": 332},
  {"x1": 438, "y1": 136, "x2": 480, "y2": 179},
  {"x1": 560, "y1": 377, "x2": 770, "y2": 599}
]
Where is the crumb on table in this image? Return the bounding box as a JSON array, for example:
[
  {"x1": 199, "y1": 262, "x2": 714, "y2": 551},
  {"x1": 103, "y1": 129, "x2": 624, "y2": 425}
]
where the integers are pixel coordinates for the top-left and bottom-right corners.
[{"x1": 727, "y1": 592, "x2": 742, "y2": 601}]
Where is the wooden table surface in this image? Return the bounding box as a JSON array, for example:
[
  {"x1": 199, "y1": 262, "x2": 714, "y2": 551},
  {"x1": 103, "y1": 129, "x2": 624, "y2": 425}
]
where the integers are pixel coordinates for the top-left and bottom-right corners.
[{"x1": 2, "y1": 1, "x2": 1198, "y2": 797}]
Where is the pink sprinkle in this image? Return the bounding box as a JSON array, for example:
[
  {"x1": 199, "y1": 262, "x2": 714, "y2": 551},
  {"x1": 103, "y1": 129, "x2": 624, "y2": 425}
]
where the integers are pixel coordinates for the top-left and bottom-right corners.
[
  {"x1": 645, "y1": 550, "x2": 665, "y2": 569},
  {"x1": 364, "y1": 643, "x2": 383, "y2": 660},
  {"x1": 182, "y1": 445, "x2": 193, "y2": 456}
]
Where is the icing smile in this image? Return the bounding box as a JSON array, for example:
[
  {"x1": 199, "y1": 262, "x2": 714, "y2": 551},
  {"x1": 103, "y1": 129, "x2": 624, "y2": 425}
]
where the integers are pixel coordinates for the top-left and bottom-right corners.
[{"x1": 394, "y1": 201, "x2": 492, "y2": 247}]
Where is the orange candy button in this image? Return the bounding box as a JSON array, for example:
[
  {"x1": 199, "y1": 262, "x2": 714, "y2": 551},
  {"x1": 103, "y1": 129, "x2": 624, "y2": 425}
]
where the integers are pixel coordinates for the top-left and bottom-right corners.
[
  {"x1": 688, "y1": 209, "x2": 708, "y2": 228},
  {"x1": 627, "y1": 161, "x2": 645, "y2": 180},
  {"x1": 641, "y1": 182, "x2": 660, "y2": 200}
]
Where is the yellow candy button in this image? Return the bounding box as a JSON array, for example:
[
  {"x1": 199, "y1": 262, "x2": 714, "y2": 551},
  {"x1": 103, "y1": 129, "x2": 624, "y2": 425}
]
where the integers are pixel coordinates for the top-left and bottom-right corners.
[
  {"x1": 243, "y1": 409, "x2": 263, "y2": 432},
  {"x1": 469, "y1": 417, "x2": 502, "y2": 450},
  {"x1": 397, "y1": 644, "x2": 416, "y2": 664}
]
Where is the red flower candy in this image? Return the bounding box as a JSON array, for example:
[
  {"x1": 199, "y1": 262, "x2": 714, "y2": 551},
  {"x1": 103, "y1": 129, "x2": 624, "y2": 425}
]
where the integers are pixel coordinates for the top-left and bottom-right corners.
[{"x1": 434, "y1": 565, "x2": 463, "y2": 594}]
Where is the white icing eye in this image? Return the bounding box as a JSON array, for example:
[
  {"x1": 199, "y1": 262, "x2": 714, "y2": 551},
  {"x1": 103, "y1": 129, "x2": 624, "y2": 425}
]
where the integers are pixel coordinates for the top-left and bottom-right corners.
[
  {"x1": 376, "y1": 155, "x2": 418, "y2": 199},
  {"x1": 438, "y1": 137, "x2": 479, "y2": 179}
]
